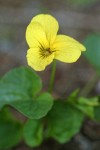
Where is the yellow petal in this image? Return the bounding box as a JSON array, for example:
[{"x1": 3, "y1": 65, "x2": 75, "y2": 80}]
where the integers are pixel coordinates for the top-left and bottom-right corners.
[
  {"x1": 26, "y1": 21, "x2": 49, "y2": 48},
  {"x1": 31, "y1": 14, "x2": 59, "y2": 45},
  {"x1": 26, "y1": 48, "x2": 54, "y2": 71},
  {"x1": 52, "y1": 35, "x2": 86, "y2": 63}
]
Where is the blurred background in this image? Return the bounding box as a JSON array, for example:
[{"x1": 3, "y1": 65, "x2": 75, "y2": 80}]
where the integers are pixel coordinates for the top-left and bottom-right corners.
[
  {"x1": 0, "y1": 0, "x2": 100, "y2": 149},
  {"x1": 0, "y1": 0, "x2": 100, "y2": 96},
  {"x1": 0, "y1": 0, "x2": 100, "y2": 95}
]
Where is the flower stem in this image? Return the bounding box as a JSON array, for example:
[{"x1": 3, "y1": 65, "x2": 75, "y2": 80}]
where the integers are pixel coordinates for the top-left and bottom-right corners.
[{"x1": 48, "y1": 60, "x2": 57, "y2": 93}]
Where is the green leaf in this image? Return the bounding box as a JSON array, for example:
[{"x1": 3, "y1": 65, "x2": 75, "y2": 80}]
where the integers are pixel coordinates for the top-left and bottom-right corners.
[
  {"x1": 23, "y1": 119, "x2": 43, "y2": 147},
  {"x1": 77, "y1": 97, "x2": 99, "y2": 119},
  {"x1": 76, "y1": 98, "x2": 94, "y2": 119},
  {"x1": 67, "y1": 89, "x2": 79, "y2": 103},
  {"x1": 68, "y1": 96, "x2": 99, "y2": 119},
  {"x1": 11, "y1": 92, "x2": 54, "y2": 119},
  {"x1": 94, "y1": 98, "x2": 100, "y2": 122},
  {"x1": 0, "y1": 67, "x2": 54, "y2": 119},
  {"x1": 94, "y1": 106, "x2": 100, "y2": 122},
  {"x1": 83, "y1": 34, "x2": 100, "y2": 74},
  {"x1": 46, "y1": 101, "x2": 84, "y2": 143},
  {"x1": 78, "y1": 97, "x2": 99, "y2": 106},
  {"x1": 0, "y1": 108, "x2": 22, "y2": 149},
  {"x1": 0, "y1": 67, "x2": 42, "y2": 108}
]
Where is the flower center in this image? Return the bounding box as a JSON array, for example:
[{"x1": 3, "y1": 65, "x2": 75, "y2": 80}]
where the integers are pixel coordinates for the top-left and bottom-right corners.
[
  {"x1": 40, "y1": 48, "x2": 52, "y2": 57},
  {"x1": 45, "y1": 48, "x2": 51, "y2": 56}
]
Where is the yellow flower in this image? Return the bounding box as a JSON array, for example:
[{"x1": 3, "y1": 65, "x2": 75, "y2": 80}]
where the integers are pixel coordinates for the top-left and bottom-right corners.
[{"x1": 26, "y1": 14, "x2": 86, "y2": 71}]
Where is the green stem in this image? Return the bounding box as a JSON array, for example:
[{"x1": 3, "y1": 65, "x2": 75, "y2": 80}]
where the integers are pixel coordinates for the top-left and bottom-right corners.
[
  {"x1": 48, "y1": 60, "x2": 57, "y2": 93},
  {"x1": 79, "y1": 73, "x2": 99, "y2": 97}
]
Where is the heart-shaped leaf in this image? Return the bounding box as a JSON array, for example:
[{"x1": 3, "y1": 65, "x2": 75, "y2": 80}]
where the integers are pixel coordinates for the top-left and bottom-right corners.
[
  {"x1": 46, "y1": 101, "x2": 84, "y2": 143},
  {"x1": 0, "y1": 67, "x2": 53, "y2": 119},
  {"x1": 11, "y1": 92, "x2": 53, "y2": 119},
  {"x1": 0, "y1": 67, "x2": 42, "y2": 107},
  {"x1": 23, "y1": 119, "x2": 43, "y2": 147}
]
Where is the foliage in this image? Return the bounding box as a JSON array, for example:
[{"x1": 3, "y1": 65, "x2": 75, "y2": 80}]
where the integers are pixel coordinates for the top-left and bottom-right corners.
[
  {"x1": 23, "y1": 119, "x2": 43, "y2": 147},
  {"x1": 0, "y1": 67, "x2": 53, "y2": 119},
  {"x1": 46, "y1": 100, "x2": 84, "y2": 143},
  {"x1": 0, "y1": 108, "x2": 22, "y2": 149},
  {"x1": 83, "y1": 34, "x2": 100, "y2": 75}
]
